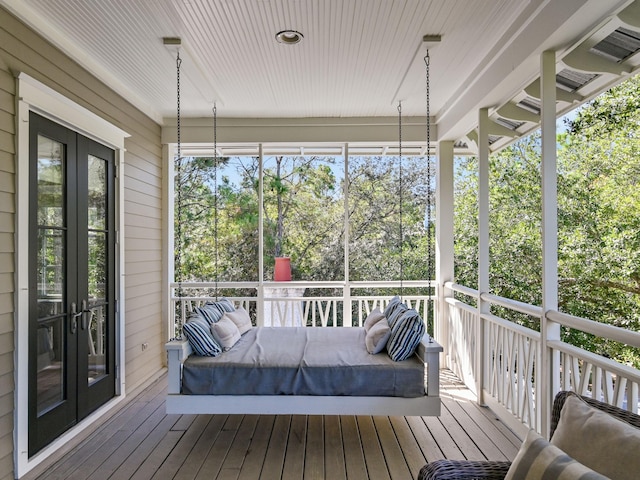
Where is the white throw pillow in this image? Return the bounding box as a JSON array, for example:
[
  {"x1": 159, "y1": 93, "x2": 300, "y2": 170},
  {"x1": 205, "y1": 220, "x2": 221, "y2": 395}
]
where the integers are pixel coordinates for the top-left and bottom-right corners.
[
  {"x1": 210, "y1": 315, "x2": 241, "y2": 351},
  {"x1": 223, "y1": 307, "x2": 253, "y2": 335},
  {"x1": 550, "y1": 394, "x2": 640, "y2": 480},
  {"x1": 506, "y1": 429, "x2": 608, "y2": 480},
  {"x1": 363, "y1": 308, "x2": 385, "y2": 331},
  {"x1": 365, "y1": 318, "x2": 391, "y2": 354}
]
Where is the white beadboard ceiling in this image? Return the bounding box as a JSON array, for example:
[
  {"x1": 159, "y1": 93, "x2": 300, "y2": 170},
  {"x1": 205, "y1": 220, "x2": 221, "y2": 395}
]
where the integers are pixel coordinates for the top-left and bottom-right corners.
[{"x1": 2, "y1": 0, "x2": 639, "y2": 145}]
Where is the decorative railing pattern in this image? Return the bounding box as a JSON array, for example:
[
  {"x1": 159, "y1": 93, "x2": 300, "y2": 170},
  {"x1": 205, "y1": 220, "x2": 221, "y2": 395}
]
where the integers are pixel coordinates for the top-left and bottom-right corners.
[
  {"x1": 443, "y1": 281, "x2": 640, "y2": 437},
  {"x1": 169, "y1": 281, "x2": 434, "y2": 333}
]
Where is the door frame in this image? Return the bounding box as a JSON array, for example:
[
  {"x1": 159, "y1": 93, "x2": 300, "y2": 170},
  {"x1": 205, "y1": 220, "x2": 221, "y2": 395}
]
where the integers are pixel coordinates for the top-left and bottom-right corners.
[{"x1": 14, "y1": 73, "x2": 129, "y2": 477}]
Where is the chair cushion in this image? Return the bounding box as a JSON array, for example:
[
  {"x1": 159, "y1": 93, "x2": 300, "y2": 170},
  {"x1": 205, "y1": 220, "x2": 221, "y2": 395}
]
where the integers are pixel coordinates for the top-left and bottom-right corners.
[
  {"x1": 386, "y1": 308, "x2": 425, "y2": 361},
  {"x1": 506, "y1": 429, "x2": 608, "y2": 480},
  {"x1": 551, "y1": 393, "x2": 640, "y2": 480},
  {"x1": 365, "y1": 317, "x2": 391, "y2": 354}
]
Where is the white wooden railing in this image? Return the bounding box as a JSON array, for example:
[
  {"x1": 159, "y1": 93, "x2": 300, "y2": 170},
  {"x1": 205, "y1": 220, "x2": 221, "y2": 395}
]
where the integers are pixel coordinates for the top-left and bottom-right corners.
[
  {"x1": 443, "y1": 281, "x2": 640, "y2": 438},
  {"x1": 169, "y1": 280, "x2": 434, "y2": 337}
]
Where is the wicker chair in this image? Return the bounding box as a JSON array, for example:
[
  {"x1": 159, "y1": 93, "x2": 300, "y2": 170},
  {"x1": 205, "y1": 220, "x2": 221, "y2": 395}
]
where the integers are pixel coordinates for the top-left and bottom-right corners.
[{"x1": 418, "y1": 391, "x2": 640, "y2": 480}]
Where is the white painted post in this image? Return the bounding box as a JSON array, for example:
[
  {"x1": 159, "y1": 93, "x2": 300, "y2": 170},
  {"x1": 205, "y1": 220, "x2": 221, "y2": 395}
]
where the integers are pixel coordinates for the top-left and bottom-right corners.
[
  {"x1": 477, "y1": 108, "x2": 490, "y2": 406},
  {"x1": 540, "y1": 50, "x2": 561, "y2": 437},
  {"x1": 257, "y1": 144, "x2": 265, "y2": 326},
  {"x1": 436, "y1": 140, "x2": 455, "y2": 364},
  {"x1": 343, "y1": 143, "x2": 352, "y2": 326},
  {"x1": 163, "y1": 144, "x2": 175, "y2": 343}
]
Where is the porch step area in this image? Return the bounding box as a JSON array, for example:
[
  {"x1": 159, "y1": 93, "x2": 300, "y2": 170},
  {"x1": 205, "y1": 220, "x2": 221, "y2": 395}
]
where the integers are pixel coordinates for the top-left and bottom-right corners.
[{"x1": 24, "y1": 370, "x2": 522, "y2": 480}]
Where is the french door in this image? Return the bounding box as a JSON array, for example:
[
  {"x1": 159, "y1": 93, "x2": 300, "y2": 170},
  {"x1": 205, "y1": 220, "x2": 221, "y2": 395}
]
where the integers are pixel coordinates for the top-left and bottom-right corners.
[{"x1": 28, "y1": 112, "x2": 116, "y2": 455}]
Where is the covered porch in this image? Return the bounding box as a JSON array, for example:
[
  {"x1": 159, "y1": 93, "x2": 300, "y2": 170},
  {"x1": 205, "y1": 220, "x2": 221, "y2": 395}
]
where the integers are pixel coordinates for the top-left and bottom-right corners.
[{"x1": 2, "y1": 0, "x2": 640, "y2": 478}]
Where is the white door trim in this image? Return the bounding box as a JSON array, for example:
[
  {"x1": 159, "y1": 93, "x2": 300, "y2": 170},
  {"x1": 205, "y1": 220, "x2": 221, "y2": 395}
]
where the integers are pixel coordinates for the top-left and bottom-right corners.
[{"x1": 14, "y1": 73, "x2": 129, "y2": 477}]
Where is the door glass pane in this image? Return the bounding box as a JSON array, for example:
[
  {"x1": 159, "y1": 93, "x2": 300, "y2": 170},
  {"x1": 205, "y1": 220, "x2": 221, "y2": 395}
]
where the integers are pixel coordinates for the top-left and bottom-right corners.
[
  {"x1": 36, "y1": 135, "x2": 67, "y2": 416},
  {"x1": 87, "y1": 305, "x2": 107, "y2": 385},
  {"x1": 36, "y1": 319, "x2": 64, "y2": 415},
  {"x1": 37, "y1": 228, "x2": 64, "y2": 307},
  {"x1": 88, "y1": 232, "x2": 106, "y2": 302},
  {"x1": 37, "y1": 136, "x2": 64, "y2": 227},
  {"x1": 88, "y1": 155, "x2": 106, "y2": 230},
  {"x1": 87, "y1": 153, "x2": 107, "y2": 386}
]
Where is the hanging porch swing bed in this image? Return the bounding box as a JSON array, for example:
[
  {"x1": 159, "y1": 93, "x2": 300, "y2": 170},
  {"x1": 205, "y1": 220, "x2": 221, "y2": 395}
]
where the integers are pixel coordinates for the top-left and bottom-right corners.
[
  {"x1": 165, "y1": 297, "x2": 443, "y2": 416},
  {"x1": 165, "y1": 38, "x2": 442, "y2": 416}
]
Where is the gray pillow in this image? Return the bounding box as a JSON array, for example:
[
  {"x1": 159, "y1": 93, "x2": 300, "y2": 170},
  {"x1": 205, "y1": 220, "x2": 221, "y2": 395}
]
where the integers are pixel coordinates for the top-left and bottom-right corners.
[
  {"x1": 223, "y1": 307, "x2": 253, "y2": 335},
  {"x1": 551, "y1": 394, "x2": 640, "y2": 480},
  {"x1": 363, "y1": 308, "x2": 385, "y2": 331},
  {"x1": 210, "y1": 316, "x2": 241, "y2": 351},
  {"x1": 506, "y1": 429, "x2": 608, "y2": 480},
  {"x1": 365, "y1": 318, "x2": 391, "y2": 354}
]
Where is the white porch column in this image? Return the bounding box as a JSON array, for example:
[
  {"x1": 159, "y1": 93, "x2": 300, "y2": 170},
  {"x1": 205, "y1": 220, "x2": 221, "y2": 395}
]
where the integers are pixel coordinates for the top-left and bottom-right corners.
[
  {"x1": 435, "y1": 140, "x2": 454, "y2": 362},
  {"x1": 257, "y1": 144, "x2": 265, "y2": 326},
  {"x1": 343, "y1": 143, "x2": 352, "y2": 326},
  {"x1": 540, "y1": 50, "x2": 560, "y2": 436},
  {"x1": 477, "y1": 108, "x2": 490, "y2": 405}
]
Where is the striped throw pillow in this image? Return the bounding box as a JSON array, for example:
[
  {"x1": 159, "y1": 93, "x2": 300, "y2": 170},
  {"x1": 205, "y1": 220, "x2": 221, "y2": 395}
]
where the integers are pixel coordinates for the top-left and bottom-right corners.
[
  {"x1": 386, "y1": 309, "x2": 425, "y2": 361},
  {"x1": 386, "y1": 303, "x2": 408, "y2": 329},
  {"x1": 197, "y1": 298, "x2": 236, "y2": 325},
  {"x1": 182, "y1": 316, "x2": 222, "y2": 356},
  {"x1": 383, "y1": 296, "x2": 401, "y2": 318},
  {"x1": 506, "y1": 429, "x2": 608, "y2": 480}
]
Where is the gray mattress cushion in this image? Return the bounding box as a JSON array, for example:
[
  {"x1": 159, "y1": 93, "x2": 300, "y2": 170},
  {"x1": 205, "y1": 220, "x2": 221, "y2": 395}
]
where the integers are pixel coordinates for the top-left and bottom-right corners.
[{"x1": 182, "y1": 327, "x2": 425, "y2": 397}]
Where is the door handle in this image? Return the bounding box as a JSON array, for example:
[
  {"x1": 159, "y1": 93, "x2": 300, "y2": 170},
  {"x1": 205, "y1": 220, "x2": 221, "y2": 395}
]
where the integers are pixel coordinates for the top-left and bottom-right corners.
[{"x1": 70, "y1": 300, "x2": 89, "y2": 332}]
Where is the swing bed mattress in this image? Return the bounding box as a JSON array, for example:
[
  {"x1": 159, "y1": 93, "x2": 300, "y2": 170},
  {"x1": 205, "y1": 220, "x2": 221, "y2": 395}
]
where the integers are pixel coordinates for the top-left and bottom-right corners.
[
  {"x1": 181, "y1": 327, "x2": 423, "y2": 397},
  {"x1": 166, "y1": 326, "x2": 443, "y2": 415}
]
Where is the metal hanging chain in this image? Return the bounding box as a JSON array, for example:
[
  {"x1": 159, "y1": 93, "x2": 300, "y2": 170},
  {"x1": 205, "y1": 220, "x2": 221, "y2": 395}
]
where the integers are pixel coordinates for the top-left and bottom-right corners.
[
  {"x1": 398, "y1": 100, "x2": 404, "y2": 299},
  {"x1": 424, "y1": 50, "x2": 434, "y2": 333},
  {"x1": 213, "y1": 103, "x2": 219, "y2": 301},
  {"x1": 175, "y1": 51, "x2": 184, "y2": 335}
]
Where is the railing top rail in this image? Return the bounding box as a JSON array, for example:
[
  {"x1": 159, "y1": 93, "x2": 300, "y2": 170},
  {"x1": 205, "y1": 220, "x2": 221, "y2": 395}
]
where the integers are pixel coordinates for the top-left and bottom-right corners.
[
  {"x1": 444, "y1": 281, "x2": 478, "y2": 298},
  {"x1": 481, "y1": 312, "x2": 542, "y2": 339},
  {"x1": 549, "y1": 339, "x2": 640, "y2": 383},
  {"x1": 547, "y1": 309, "x2": 640, "y2": 349},
  {"x1": 171, "y1": 280, "x2": 434, "y2": 290},
  {"x1": 481, "y1": 292, "x2": 543, "y2": 318}
]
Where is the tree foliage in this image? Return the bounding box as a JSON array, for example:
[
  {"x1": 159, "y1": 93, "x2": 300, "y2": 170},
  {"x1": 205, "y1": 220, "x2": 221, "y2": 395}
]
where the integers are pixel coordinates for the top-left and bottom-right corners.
[{"x1": 454, "y1": 75, "x2": 640, "y2": 366}]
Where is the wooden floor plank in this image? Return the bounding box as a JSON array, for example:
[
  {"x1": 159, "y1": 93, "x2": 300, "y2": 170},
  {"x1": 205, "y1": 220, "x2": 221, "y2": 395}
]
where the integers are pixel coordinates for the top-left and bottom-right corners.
[
  {"x1": 236, "y1": 415, "x2": 276, "y2": 480},
  {"x1": 373, "y1": 416, "x2": 412, "y2": 480},
  {"x1": 151, "y1": 414, "x2": 212, "y2": 480},
  {"x1": 437, "y1": 399, "x2": 486, "y2": 460},
  {"x1": 304, "y1": 415, "x2": 325, "y2": 480},
  {"x1": 38, "y1": 380, "x2": 168, "y2": 480},
  {"x1": 389, "y1": 416, "x2": 428, "y2": 478},
  {"x1": 217, "y1": 415, "x2": 260, "y2": 480},
  {"x1": 404, "y1": 416, "x2": 445, "y2": 464},
  {"x1": 28, "y1": 370, "x2": 524, "y2": 480},
  {"x1": 357, "y1": 416, "x2": 391, "y2": 480},
  {"x1": 108, "y1": 414, "x2": 181, "y2": 480},
  {"x1": 258, "y1": 415, "x2": 291, "y2": 480},
  {"x1": 281, "y1": 415, "x2": 307, "y2": 480},
  {"x1": 324, "y1": 415, "x2": 346, "y2": 480},
  {"x1": 194, "y1": 415, "x2": 243, "y2": 480},
  {"x1": 130, "y1": 430, "x2": 183, "y2": 480},
  {"x1": 340, "y1": 416, "x2": 369, "y2": 480},
  {"x1": 173, "y1": 415, "x2": 228, "y2": 480},
  {"x1": 81, "y1": 405, "x2": 173, "y2": 480}
]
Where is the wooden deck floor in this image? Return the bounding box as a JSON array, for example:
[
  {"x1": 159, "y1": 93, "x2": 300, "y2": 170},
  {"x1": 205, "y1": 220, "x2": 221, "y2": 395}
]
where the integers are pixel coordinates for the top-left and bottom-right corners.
[{"x1": 25, "y1": 370, "x2": 522, "y2": 480}]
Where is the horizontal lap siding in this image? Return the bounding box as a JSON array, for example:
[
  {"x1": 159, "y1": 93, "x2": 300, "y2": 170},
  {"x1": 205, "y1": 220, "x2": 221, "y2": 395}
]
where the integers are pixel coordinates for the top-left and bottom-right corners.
[{"x1": 0, "y1": 7, "x2": 164, "y2": 478}]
